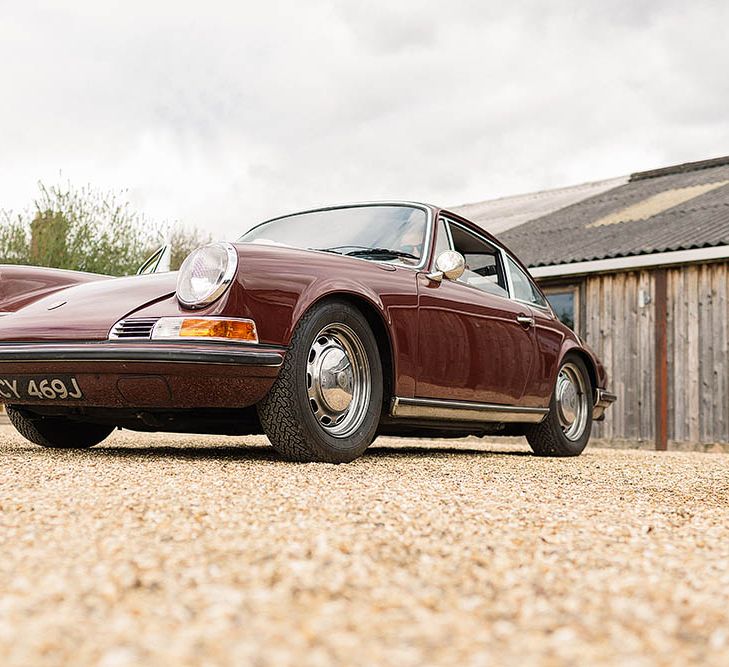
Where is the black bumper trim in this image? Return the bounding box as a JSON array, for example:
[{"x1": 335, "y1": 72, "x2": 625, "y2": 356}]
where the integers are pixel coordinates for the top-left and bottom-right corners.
[{"x1": 0, "y1": 343, "x2": 285, "y2": 367}]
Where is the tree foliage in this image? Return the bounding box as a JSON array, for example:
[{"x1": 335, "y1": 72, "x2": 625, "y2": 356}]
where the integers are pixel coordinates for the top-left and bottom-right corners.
[
  {"x1": 169, "y1": 226, "x2": 213, "y2": 272},
  {"x1": 0, "y1": 212, "x2": 30, "y2": 264},
  {"x1": 0, "y1": 181, "x2": 210, "y2": 275}
]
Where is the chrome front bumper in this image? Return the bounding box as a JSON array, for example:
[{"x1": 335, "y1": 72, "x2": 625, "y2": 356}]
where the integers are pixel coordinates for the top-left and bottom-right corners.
[
  {"x1": 593, "y1": 388, "x2": 617, "y2": 421},
  {"x1": 0, "y1": 341, "x2": 286, "y2": 410},
  {"x1": 0, "y1": 341, "x2": 284, "y2": 367}
]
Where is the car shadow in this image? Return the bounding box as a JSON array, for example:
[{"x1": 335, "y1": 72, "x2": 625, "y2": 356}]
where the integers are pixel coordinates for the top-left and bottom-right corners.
[
  {"x1": 91, "y1": 444, "x2": 280, "y2": 462},
  {"x1": 366, "y1": 445, "x2": 532, "y2": 458},
  {"x1": 85, "y1": 443, "x2": 533, "y2": 462}
]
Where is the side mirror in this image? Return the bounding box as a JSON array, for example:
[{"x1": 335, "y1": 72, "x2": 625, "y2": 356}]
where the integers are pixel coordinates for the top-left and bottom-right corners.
[{"x1": 427, "y1": 250, "x2": 466, "y2": 283}]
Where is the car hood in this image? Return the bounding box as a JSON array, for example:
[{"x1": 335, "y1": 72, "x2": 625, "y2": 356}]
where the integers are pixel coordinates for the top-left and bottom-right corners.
[{"x1": 0, "y1": 272, "x2": 178, "y2": 342}]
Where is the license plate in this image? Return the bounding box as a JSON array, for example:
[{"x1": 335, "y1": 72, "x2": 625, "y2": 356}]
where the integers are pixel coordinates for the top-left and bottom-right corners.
[{"x1": 0, "y1": 375, "x2": 84, "y2": 401}]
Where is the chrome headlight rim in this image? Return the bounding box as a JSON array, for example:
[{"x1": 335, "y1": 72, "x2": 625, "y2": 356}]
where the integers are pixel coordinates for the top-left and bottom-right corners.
[{"x1": 176, "y1": 242, "x2": 239, "y2": 309}]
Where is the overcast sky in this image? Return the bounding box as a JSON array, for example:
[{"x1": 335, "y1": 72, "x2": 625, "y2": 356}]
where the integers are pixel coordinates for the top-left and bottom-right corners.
[{"x1": 1, "y1": 1, "x2": 727, "y2": 238}]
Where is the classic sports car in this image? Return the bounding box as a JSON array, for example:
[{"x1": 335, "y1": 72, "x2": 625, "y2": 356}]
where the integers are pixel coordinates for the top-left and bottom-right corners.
[{"x1": 0, "y1": 202, "x2": 615, "y2": 462}]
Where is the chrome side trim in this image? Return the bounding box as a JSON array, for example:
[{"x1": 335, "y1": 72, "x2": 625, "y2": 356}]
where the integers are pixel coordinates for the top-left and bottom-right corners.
[
  {"x1": 593, "y1": 388, "x2": 617, "y2": 421},
  {"x1": 390, "y1": 397, "x2": 548, "y2": 424}
]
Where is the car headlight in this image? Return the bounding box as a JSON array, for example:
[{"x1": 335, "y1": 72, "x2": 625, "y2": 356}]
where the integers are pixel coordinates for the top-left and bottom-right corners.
[{"x1": 176, "y1": 242, "x2": 238, "y2": 308}]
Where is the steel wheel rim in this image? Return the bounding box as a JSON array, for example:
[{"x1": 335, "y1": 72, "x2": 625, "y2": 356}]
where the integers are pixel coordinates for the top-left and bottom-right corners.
[
  {"x1": 306, "y1": 323, "x2": 371, "y2": 438},
  {"x1": 555, "y1": 362, "x2": 589, "y2": 441}
]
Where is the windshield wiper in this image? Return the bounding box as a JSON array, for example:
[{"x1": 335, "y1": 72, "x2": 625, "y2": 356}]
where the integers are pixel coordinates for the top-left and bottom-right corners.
[
  {"x1": 310, "y1": 247, "x2": 344, "y2": 254},
  {"x1": 345, "y1": 248, "x2": 419, "y2": 260}
]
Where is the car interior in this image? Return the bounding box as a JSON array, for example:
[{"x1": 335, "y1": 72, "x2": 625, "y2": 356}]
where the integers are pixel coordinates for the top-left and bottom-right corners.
[{"x1": 443, "y1": 220, "x2": 509, "y2": 298}]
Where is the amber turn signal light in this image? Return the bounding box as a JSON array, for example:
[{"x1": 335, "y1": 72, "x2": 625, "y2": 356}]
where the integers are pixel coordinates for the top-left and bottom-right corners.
[
  {"x1": 151, "y1": 317, "x2": 258, "y2": 343},
  {"x1": 179, "y1": 318, "x2": 257, "y2": 341}
]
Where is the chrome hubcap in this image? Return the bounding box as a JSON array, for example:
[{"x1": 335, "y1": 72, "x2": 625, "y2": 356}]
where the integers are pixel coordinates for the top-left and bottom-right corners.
[
  {"x1": 306, "y1": 323, "x2": 371, "y2": 438},
  {"x1": 556, "y1": 362, "x2": 589, "y2": 441}
]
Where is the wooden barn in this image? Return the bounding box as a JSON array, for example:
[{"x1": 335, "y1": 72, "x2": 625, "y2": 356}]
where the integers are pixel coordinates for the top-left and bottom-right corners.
[{"x1": 456, "y1": 155, "x2": 729, "y2": 450}]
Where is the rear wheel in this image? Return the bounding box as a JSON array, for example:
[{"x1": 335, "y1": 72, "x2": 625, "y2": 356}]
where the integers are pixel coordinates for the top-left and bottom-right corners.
[
  {"x1": 526, "y1": 354, "x2": 593, "y2": 457},
  {"x1": 257, "y1": 300, "x2": 383, "y2": 463},
  {"x1": 6, "y1": 406, "x2": 114, "y2": 449}
]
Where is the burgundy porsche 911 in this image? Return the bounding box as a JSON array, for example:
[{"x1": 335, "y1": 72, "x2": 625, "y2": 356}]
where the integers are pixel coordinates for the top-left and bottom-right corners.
[{"x1": 0, "y1": 202, "x2": 615, "y2": 462}]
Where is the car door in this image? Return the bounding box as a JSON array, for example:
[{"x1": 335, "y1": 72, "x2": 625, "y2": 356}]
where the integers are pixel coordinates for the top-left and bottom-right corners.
[
  {"x1": 503, "y1": 253, "x2": 566, "y2": 407},
  {"x1": 416, "y1": 218, "x2": 537, "y2": 405}
]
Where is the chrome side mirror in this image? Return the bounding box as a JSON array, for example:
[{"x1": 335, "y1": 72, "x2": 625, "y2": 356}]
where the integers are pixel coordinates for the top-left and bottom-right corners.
[{"x1": 427, "y1": 250, "x2": 466, "y2": 283}]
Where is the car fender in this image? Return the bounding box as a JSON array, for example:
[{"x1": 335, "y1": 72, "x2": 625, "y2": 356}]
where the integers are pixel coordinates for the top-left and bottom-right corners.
[
  {"x1": 219, "y1": 244, "x2": 420, "y2": 397},
  {"x1": 288, "y1": 276, "x2": 390, "y2": 343},
  {"x1": 558, "y1": 338, "x2": 608, "y2": 392}
]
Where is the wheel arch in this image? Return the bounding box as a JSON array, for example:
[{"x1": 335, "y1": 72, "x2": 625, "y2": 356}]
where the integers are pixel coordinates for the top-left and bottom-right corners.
[
  {"x1": 561, "y1": 346, "x2": 598, "y2": 395},
  {"x1": 291, "y1": 290, "x2": 395, "y2": 413}
]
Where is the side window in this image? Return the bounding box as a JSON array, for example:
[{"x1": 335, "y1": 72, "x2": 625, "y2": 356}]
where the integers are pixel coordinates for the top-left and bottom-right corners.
[
  {"x1": 506, "y1": 256, "x2": 548, "y2": 307},
  {"x1": 137, "y1": 246, "x2": 166, "y2": 275},
  {"x1": 434, "y1": 218, "x2": 452, "y2": 258},
  {"x1": 447, "y1": 222, "x2": 508, "y2": 298}
]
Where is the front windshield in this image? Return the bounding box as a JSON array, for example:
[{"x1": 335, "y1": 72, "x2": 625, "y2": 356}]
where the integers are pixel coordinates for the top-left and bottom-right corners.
[{"x1": 239, "y1": 205, "x2": 428, "y2": 266}]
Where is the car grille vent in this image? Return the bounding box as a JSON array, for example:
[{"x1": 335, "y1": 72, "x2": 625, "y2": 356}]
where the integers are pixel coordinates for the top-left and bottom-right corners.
[{"x1": 109, "y1": 318, "x2": 159, "y2": 340}]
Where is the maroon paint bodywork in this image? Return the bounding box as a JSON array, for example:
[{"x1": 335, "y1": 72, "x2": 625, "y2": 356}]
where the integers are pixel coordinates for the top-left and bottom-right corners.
[
  {"x1": 0, "y1": 204, "x2": 609, "y2": 430},
  {"x1": 0, "y1": 265, "x2": 109, "y2": 313}
]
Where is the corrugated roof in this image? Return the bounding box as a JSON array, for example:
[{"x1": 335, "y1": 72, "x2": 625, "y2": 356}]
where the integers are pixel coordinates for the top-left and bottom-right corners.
[
  {"x1": 450, "y1": 177, "x2": 626, "y2": 235},
  {"x1": 488, "y1": 157, "x2": 729, "y2": 267}
]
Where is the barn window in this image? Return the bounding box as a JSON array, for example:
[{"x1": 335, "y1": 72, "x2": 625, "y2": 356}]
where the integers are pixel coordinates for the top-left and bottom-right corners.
[{"x1": 544, "y1": 286, "x2": 579, "y2": 331}]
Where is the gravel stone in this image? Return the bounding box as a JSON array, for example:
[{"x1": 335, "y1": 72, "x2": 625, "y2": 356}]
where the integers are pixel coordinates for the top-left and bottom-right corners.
[{"x1": 1, "y1": 425, "x2": 728, "y2": 666}]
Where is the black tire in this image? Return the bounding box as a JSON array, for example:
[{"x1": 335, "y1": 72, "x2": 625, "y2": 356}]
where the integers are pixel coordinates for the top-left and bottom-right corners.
[
  {"x1": 257, "y1": 300, "x2": 383, "y2": 463},
  {"x1": 6, "y1": 406, "x2": 114, "y2": 449},
  {"x1": 525, "y1": 354, "x2": 593, "y2": 457}
]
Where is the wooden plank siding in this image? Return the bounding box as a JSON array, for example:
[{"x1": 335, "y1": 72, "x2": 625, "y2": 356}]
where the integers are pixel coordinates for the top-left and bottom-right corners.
[
  {"x1": 574, "y1": 261, "x2": 729, "y2": 445},
  {"x1": 584, "y1": 270, "x2": 655, "y2": 442},
  {"x1": 666, "y1": 261, "x2": 729, "y2": 444}
]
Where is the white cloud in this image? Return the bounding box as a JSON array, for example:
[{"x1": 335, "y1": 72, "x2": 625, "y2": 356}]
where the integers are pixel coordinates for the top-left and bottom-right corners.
[{"x1": 1, "y1": 0, "x2": 727, "y2": 239}]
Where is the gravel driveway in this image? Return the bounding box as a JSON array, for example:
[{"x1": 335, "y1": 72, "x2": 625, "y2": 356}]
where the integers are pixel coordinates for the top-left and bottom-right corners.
[{"x1": 1, "y1": 425, "x2": 728, "y2": 666}]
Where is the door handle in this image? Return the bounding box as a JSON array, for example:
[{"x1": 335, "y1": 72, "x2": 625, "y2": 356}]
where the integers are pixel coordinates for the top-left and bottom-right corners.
[{"x1": 516, "y1": 314, "x2": 535, "y2": 327}]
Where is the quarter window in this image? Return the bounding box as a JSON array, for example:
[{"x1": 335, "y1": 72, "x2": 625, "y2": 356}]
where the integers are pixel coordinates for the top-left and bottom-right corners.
[{"x1": 506, "y1": 256, "x2": 548, "y2": 307}]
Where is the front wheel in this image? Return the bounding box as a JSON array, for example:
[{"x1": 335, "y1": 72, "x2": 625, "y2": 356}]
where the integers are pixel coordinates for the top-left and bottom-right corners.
[
  {"x1": 257, "y1": 300, "x2": 383, "y2": 463},
  {"x1": 6, "y1": 406, "x2": 114, "y2": 449},
  {"x1": 525, "y1": 354, "x2": 593, "y2": 457}
]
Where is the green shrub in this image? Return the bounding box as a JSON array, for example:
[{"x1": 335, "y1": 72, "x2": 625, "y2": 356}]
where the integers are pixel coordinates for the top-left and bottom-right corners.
[{"x1": 0, "y1": 180, "x2": 210, "y2": 276}]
